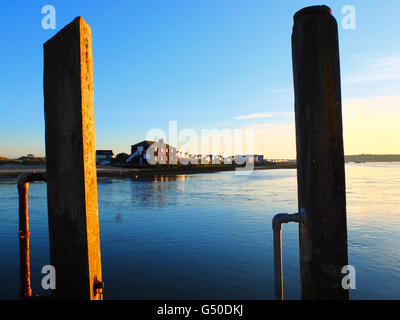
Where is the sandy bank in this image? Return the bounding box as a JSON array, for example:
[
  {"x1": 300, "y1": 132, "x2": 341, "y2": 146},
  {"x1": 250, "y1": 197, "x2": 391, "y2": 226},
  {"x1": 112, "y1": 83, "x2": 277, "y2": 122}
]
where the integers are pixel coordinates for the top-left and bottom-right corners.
[{"x1": 0, "y1": 163, "x2": 296, "y2": 179}]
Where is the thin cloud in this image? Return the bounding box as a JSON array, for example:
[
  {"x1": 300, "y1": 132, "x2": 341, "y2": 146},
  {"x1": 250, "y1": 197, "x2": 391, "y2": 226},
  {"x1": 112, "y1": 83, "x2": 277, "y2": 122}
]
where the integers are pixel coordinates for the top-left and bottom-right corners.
[
  {"x1": 234, "y1": 111, "x2": 293, "y2": 121},
  {"x1": 234, "y1": 112, "x2": 273, "y2": 120},
  {"x1": 344, "y1": 55, "x2": 400, "y2": 84}
]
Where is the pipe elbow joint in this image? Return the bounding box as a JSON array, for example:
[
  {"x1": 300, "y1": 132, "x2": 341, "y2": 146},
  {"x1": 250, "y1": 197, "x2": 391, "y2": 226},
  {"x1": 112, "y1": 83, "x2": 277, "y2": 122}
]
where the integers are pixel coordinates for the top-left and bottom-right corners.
[
  {"x1": 273, "y1": 213, "x2": 289, "y2": 230},
  {"x1": 17, "y1": 172, "x2": 47, "y2": 188},
  {"x1": 272, "y1": 212, "x2": 303, "y2": 230}
]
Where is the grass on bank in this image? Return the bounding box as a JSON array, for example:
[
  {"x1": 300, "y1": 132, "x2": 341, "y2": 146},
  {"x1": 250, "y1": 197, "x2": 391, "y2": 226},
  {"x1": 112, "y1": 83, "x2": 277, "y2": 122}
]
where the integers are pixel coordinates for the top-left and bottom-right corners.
[{"x1": 0, "y1": 156, "x2": 46, "y2": 165}]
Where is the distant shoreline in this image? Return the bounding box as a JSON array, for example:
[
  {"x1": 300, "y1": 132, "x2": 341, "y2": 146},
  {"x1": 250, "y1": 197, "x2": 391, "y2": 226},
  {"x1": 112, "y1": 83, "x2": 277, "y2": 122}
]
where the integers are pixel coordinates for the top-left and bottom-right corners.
[
  {"x1": 1, "y1": 160, "x2": 399, "y2": 179},
  {"x1": 0, "y1": 163, "x2": 297, "y2": 179},
  {"x1": 345, "y1": 154, "x2": 400, "y2": 163}
]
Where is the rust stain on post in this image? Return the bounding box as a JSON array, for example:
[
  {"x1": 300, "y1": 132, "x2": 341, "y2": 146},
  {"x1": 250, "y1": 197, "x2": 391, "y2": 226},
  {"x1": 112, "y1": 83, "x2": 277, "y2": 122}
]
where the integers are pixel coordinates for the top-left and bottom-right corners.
[{"x1": 43, "y1": 17, "x2": 102, "y2": 300}]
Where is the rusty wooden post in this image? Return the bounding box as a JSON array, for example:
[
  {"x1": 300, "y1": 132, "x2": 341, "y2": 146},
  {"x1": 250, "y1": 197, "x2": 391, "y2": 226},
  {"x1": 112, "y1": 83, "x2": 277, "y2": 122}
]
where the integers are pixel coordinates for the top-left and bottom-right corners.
[
  {"x1": 292, "y1": 6, "x2": 349, "y2": 299},
  {"x1": 43, "y1": 17, "x2": 103, "y2": 300}
]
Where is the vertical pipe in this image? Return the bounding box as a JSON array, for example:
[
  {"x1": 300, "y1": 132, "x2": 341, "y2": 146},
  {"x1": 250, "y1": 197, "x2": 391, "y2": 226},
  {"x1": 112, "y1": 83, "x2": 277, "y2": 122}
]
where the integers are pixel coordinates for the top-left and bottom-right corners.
[
  {"x1": 292, "y1": 6, "x2": 349, "y2": 299},
  {"x1": 273, "y1": 227, "x2": 283, "y2": 300},
  {"x1": 43, "y1": 17, "x2": 103, "y2": 300},
  {"x1": 18, "y1": 183, "x2": 32, "y2": 299}
]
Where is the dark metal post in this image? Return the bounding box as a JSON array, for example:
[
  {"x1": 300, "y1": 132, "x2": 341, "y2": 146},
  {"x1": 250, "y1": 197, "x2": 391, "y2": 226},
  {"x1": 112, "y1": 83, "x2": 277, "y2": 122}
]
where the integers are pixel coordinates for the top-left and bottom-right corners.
[
  {"x1": 291, "y1": 6, "x2": 349, "y2": 299},
  {"x1": 43, "y1": 17, "x2": 103, "y2": 300}
]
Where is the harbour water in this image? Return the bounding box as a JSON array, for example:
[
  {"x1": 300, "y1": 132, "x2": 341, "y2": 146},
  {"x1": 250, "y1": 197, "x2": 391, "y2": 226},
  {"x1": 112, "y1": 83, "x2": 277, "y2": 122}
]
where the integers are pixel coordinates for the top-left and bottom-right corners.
[{"x1": 0, "y1": 163, "x2": 399, "y2": 299}]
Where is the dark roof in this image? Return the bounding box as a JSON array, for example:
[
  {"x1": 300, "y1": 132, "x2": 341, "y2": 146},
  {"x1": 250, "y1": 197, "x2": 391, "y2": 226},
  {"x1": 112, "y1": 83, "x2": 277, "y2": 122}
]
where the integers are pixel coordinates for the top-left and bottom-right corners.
[
  {"x1": 130, "y1": 140, "x2": 156, "y2": 148},
  {"x1": 131, "y1": 140, "x2": 176, "y2": 149},
  {"x1": 96, "y1": 150, "x2": 114, "y2": 155}
]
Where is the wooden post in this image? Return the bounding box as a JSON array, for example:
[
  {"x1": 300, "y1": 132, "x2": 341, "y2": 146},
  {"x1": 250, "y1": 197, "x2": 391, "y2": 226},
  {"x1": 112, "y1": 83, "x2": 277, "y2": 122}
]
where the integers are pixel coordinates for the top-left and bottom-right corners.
[
  {"x1": 291, "y1": 6, "x2": 349, "y2": 299},
  {"x1": 43, "y1": 17, "x2": 103, "y2": 300}
]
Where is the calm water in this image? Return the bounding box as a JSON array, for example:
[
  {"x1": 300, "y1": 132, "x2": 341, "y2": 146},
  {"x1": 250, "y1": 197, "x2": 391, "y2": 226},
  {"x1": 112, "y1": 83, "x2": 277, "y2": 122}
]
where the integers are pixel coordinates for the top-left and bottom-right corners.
[{"x1": 0, "y1": 163, "x2": 399, "y2": 299}]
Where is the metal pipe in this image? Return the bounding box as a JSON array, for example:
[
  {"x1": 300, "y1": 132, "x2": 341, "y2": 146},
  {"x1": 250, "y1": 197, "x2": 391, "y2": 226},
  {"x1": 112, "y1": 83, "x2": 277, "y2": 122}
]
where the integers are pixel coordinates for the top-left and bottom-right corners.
[
  {"x1": 17, "y1": 172, "x2": 47, "y2": 300},
  {"x1": 272, "y1": 212, "x2": 303, "y2": 300},
  {"x1": 273, "y1": 224, "x2": 283, "y2": 300}
]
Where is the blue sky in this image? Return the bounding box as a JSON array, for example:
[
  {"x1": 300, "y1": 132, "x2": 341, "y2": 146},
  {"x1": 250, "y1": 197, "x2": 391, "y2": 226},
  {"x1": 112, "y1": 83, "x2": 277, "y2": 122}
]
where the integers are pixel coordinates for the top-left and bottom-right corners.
[{"x1": 1, "y1": 0, "x2": 400, "y2": 158}]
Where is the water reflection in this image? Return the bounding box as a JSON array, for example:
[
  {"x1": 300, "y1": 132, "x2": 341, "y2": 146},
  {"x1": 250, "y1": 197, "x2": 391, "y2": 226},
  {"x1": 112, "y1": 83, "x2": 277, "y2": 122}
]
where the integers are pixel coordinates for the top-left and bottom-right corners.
[
  {"x1": 0, "y1": 164, "x2": 399, "y2": 299},
  {"x1": 129, "y1": 175, "x2": 189, "y2": 208}
]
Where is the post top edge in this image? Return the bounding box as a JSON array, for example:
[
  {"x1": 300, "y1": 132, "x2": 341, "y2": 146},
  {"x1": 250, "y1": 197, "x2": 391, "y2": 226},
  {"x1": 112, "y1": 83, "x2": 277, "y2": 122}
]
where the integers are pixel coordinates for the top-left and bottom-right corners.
[
  {"x1": 73, "y1": 16, "x2": 90, "y2": 27},
  {"x1": 294, "y1": 5, "x2": 332, "y2": 22},
  {"x1": 43, "y1": 16, "x2": 91, "y2": 47}
]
